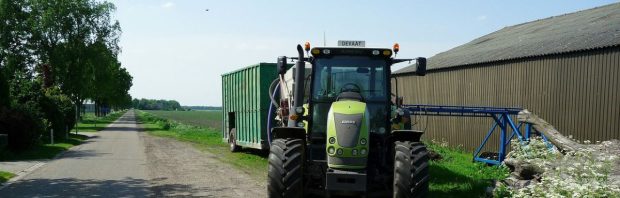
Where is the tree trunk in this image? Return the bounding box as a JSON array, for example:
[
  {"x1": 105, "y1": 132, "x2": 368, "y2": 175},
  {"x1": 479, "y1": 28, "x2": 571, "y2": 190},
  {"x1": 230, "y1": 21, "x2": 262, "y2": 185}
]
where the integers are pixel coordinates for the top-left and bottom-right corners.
[{"x1": 517, "y1": 110, "x2": 585, "y2": 152}]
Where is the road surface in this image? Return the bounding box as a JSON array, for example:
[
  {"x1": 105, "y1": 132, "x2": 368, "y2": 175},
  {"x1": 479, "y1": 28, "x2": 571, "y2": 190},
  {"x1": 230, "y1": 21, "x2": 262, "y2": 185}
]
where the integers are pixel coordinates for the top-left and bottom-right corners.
[{"x1": 0, "y1": 111, "x2": 265, "y2": 197}]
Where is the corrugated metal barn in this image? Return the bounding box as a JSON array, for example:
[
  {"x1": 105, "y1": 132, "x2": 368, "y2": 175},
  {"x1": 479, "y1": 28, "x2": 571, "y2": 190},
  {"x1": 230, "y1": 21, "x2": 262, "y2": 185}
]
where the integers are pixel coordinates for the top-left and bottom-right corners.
[{"x1": 393, "y1": 3, "x2": 620, "y2": 151}]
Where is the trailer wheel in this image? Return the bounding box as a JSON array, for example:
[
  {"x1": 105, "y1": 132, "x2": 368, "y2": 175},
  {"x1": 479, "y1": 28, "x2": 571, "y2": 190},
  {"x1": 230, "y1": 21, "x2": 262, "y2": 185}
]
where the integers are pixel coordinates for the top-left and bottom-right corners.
[
  {"x1": 229, "y1": 128, "x2": 241, "y2": 152},
  {"x1": 393, "y1": 141, "x2": 429, "y2": 198},
  {"x1": 268, "y1": 138, "x2": 304, "y2": 198}
]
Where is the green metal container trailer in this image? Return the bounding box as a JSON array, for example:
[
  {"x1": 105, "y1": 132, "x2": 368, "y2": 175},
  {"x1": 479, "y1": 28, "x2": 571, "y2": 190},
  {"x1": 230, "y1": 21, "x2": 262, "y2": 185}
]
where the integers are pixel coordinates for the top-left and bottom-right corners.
[{"x1": 221, "y1": 63, "x2": 279, "y2": 150}]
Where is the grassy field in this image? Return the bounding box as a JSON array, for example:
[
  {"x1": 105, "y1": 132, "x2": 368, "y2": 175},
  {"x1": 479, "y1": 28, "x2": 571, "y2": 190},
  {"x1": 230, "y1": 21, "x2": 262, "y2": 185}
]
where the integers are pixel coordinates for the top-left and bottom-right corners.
[
  {"x1": 76, "y1": 111, "x2": 127, "y2": 132},
  {"x1": 143, "y1": 110, "x2": 221, "y2": 129},
  {"x1": 137, "y1": 110, "x2": 508, "y2": 197}
]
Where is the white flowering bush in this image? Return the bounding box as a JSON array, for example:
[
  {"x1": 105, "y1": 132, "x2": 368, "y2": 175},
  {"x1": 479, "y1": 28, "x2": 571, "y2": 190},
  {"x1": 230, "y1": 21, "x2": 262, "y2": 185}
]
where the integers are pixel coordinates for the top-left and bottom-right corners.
[
  {"x1": 507, "y1": 137, "x2": 560, "y2": 168},
  {"x1": 501, "y1": 138, "x2": 620, "y2": 198}
]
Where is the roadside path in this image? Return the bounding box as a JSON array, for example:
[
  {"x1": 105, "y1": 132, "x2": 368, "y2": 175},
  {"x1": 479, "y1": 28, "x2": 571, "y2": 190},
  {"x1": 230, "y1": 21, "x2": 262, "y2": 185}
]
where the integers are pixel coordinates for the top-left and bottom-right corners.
[{"x1": 0, "y1": 110, "x2": 265, "y2": 197}]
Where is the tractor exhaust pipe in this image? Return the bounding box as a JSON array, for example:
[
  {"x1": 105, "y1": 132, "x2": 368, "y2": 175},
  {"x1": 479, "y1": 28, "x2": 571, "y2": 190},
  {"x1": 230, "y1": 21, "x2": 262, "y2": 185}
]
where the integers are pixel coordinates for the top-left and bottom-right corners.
[{"x1": 288, "y1": 44, "x2": 305, "y2": 127}]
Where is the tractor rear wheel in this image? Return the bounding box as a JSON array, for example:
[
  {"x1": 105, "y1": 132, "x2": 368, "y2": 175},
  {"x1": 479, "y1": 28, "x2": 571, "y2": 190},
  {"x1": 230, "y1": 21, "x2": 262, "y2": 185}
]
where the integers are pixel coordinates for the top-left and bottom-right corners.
[
  {"x1": 393, "y1": 141, "x2": 429, "y2": 198},
  {"x1": 229, "y1": 128, "x2": 241, "y2": 152},
  {"x1": 267, "y1": 138, "x2": 304, "y2": 198}
]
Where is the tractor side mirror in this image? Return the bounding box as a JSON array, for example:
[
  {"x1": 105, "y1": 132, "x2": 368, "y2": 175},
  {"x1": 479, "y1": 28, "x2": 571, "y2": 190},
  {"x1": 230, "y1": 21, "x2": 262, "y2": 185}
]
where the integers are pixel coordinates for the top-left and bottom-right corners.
[
  {"x1": 416, "y1": 57, "x2": 426, "y2": 76},
  {"x1": 277, "y1": 56, "x2": 287, "y2": 75}
]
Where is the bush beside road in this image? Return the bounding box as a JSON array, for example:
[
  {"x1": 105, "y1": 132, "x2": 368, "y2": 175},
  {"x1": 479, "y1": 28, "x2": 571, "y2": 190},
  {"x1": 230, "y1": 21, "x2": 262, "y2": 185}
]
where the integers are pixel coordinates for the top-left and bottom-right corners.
[{"x1": 0, "y1": 111, "x2": 125, "y2": 161}]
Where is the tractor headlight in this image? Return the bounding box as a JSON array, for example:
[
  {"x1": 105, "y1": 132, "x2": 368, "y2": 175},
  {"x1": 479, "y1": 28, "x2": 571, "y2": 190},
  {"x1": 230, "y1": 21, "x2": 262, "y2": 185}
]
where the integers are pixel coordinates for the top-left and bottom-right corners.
[
  {"x1": 323, "y1": 49, "x2": 331, "y2": 54},
  {"x1": 336, "y1": 148, "x2": 343, "y2": 155},
  {"x1": 360, "y1": 138, "x2": 367, "y2": 145},
  {"x1": 295, "y1": 106, "x2": 304, "y2": 114},
  {"x1": 352, "y1": 149, "x2": 358, "y2": 156},
  {"x1": 360, "y1": 148, "x2": 367, "y2": 155},
  {"x1": 329, "y1": 137, "x2": 336, "y2": 144},
  {"x1": 372, "y1": 50, "x2": 380, "y2": 55},
  {"x1": 297, "y1": 122, "x2": 305, "y2": 127},
  {"x1": 327, "y1": 146, "x2": 335, "y2": 154}
]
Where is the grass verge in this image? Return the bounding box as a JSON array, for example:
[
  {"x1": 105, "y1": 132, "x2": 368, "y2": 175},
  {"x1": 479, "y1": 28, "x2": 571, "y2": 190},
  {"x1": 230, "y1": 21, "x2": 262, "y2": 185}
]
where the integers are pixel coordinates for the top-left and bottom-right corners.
[
  {"x1": 0, "y1": 134, "x2": 89, "y2": 161},
  {"x1": 426, "y1": 142, "x2": 509, "y2": 197},
  {"x1": 136, "y1": 110, "x2": 509, "y2": 196},
  {"x1": 0, "y1": 171, "x2": 15, "y2": 183},
  {"x1": 0, "y1": 110, "x2": 125, "y2": 161},
  {"x1": 76, "y1": 110, "x2": 126, "y2": 132},
  {"x1": 135, "y1": 110, "x2": 267, "y2": 181}
]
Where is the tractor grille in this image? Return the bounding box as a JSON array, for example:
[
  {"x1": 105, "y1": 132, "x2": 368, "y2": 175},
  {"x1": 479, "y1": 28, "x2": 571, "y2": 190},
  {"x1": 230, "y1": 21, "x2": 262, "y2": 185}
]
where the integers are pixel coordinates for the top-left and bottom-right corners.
[{"x1": 334, "y1": 113, "x2": 363, "y2": 147}]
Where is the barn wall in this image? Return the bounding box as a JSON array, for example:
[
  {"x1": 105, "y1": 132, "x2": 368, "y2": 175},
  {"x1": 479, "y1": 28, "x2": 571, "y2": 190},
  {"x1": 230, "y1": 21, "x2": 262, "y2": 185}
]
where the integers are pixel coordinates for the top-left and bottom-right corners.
[{"x1": 394, "y1": 47, "x2": 620, "y2": 151}]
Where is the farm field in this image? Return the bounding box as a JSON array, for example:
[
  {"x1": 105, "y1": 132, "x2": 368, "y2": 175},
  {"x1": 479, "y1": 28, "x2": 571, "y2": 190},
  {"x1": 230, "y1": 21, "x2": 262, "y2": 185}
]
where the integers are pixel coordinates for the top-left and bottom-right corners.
[{"x1": 143, "y1": 110, "x2": 221, "y2": 129}]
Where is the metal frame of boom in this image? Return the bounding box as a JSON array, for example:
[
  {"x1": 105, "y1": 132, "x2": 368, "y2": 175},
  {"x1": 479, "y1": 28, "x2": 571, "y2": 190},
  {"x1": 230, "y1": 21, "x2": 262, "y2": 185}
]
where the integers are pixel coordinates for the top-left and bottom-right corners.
[{"x1": 403, "y1": 104, "x2": 549, "y2": 165}]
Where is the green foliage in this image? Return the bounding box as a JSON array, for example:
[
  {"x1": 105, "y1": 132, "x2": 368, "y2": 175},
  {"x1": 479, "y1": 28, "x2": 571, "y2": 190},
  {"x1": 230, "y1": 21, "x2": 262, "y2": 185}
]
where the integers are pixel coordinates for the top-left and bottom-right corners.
[
  {"x1": 76, "y1": 111, "x2": 126, "y2": 132},
  {"x1": 0, "y1": 106, "x2": 44, "y2": 151},
  {"x1": 183, "y1": 106, "x2": 222, "y2": 111},
  {"x1": 0, "y1": 0, "x2": 132, "y2": 150},
  {"x1": 41, "y1": 87, "x2": 76, "y2": 139},
  {"x1": 426, "y1": 140, "x2": 510, "y2": 197},
  {"x1": 132, "y1": 98, "x2": 183, "y2": 111},
  {"x1": 0, "y1": 134, "x2": 88, "y2": 161},
  {"x1": 0, "y1": 171, "x2": 15, "y2": 183}
]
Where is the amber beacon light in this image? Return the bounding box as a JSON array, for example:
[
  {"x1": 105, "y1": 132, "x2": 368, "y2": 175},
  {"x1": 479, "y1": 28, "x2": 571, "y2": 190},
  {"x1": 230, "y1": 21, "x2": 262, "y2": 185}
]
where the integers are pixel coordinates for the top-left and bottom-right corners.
[{"x1": 393, "y1": 43, "x2": 400, "y2": 54}]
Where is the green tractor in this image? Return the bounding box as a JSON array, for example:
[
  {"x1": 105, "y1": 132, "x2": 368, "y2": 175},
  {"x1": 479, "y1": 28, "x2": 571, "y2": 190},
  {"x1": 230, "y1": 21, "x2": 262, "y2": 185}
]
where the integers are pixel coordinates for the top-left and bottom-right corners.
[{"x1": 268, "y1": 42, "x2": 428, "y2": 197}]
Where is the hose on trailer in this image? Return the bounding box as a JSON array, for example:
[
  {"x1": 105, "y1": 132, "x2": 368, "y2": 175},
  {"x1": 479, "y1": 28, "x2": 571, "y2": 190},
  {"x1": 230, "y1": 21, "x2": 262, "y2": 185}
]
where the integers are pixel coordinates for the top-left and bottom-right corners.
[
  {"x1": 266, "y1": 79, "x2": 280, "y2": 146},
  {"x1": 268, "y1": 78, "x2": 280, "y2": 108}
]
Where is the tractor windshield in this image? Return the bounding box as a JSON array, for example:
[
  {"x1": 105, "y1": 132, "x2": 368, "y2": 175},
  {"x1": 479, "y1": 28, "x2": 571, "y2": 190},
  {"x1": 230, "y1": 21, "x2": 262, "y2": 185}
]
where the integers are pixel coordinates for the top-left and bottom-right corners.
[
  {"x1": 310, "y1": 56, "x2": 390, "y2": 135},
  {"x1": 312, "y1": 56, "x2": 388, "y2": 102}
]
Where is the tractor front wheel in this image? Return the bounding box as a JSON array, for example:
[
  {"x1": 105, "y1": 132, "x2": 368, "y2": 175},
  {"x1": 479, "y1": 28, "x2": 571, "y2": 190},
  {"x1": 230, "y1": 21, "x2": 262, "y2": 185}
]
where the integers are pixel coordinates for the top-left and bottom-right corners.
[
  {"x1": 393, "y1": 141, "x2": 429, "y2": 198},
  {"x1": 267, "y1": 138, "x2": 304, "y2": 198}
]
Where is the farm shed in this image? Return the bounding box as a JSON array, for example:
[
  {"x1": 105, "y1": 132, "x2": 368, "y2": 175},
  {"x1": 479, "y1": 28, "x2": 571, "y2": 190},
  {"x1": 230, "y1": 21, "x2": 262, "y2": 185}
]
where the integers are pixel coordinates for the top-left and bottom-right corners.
[{"x1": 393, "y1": 3, "x2": 620, "y2": 151}]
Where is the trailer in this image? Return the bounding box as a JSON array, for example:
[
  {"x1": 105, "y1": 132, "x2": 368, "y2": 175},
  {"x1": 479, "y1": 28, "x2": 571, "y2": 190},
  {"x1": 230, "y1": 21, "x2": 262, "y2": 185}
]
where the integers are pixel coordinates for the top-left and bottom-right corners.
[{"x1": 221, "y1": 63, "x2": 293, "y2": 151}]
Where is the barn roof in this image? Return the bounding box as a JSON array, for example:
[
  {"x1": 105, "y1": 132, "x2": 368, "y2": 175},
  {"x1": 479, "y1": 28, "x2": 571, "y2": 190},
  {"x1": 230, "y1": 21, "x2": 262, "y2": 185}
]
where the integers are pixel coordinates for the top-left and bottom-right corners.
[{"x1": 395, "y1": 3, "x2": 620, "y2": 75}]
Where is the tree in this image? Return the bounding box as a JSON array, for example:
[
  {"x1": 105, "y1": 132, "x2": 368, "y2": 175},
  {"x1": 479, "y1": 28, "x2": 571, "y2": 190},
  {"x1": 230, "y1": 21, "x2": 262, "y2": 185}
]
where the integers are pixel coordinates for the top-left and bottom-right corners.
[{"x1": 0, "y1": 0, "x2": 132, "y2": 150}]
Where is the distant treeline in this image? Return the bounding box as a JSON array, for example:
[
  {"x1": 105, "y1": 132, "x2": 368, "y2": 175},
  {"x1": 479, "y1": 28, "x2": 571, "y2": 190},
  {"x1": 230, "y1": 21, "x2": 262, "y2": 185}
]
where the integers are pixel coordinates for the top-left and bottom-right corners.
[
  {"x1": 132, "y1": 99, "x2": 182, "y2": 111},
  {"x1": 183, "y1": 106, "x2": 222, "y2": 111}
]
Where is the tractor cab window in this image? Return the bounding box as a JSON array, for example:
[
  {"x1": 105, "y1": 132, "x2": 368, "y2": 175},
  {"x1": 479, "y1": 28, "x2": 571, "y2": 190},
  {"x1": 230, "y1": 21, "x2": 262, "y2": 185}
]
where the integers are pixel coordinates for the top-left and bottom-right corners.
[
  {"x1": 312, "y1": 56, "x2": 387, "y2": 102},
  {"x1": 310, "y1": 56, "x2": 389, "y2": 135}
]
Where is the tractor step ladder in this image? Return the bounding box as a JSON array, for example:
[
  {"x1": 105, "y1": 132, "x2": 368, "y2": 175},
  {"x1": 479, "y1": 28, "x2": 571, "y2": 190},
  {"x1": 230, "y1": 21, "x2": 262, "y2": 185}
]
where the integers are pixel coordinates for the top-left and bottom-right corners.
[{"x1": 403, "y1": 104, "x2": 547, "y2": 165}]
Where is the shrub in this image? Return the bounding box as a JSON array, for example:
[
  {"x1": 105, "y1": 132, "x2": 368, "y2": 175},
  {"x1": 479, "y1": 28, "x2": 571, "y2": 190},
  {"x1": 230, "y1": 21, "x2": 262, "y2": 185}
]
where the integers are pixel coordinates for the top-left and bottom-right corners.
[
  {"x1": 501, "y1": 138, "x2": 620, "y2": 197},
  {"x1": 0, "y1": 106, "x2": 44, "y2": 151},
  {"x1": 40, "y1": 88, "x2": 76, "y2": 139}
]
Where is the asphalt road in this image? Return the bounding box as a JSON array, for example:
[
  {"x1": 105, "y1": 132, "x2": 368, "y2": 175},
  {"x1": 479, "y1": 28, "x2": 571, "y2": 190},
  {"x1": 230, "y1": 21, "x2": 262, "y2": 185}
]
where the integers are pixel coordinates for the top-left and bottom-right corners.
[{"x1": 0, "y1": 110, "x2": 265, "y2": 197}]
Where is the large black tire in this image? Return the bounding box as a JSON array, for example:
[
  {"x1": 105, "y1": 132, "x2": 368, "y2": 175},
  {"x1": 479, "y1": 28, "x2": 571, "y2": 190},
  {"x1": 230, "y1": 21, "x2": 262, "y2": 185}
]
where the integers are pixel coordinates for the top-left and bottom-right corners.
[
  {"x1": 229, "y1": 128, "x2": 241, "y2": 152},
  {"x1": 267, "y1": 138, "x2": 304, "y2": 198},
  {"x1": 393, "y1": 141, "x2": 430, "y2": 198}
]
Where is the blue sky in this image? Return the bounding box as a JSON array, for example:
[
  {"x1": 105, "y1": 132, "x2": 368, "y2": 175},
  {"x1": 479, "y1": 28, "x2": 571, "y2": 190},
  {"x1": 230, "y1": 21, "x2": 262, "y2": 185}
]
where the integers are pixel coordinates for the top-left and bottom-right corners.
[{"x1": 111, "y1": 0, "x2": 617, "y2": 106}]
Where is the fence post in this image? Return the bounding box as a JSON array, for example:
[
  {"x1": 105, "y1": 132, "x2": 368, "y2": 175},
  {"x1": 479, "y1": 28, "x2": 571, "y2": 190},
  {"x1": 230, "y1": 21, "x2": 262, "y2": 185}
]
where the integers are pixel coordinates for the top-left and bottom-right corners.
[{"x1": 51, "y1": 129, "x2": 54, "y2": 144}]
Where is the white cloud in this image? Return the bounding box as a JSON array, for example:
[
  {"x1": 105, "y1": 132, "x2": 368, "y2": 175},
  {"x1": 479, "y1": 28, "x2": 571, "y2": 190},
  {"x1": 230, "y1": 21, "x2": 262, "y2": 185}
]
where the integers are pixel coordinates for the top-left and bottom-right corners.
[
  {"x1": 477, "y1": 15, "x2": 487, "y2": 21},
  {"x1": 161, "y1": 2, "x2": 175, "y2": 8}
]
